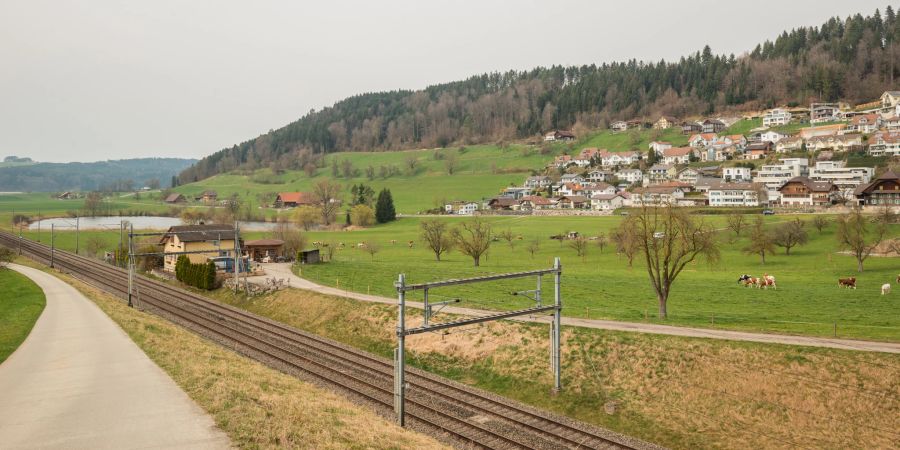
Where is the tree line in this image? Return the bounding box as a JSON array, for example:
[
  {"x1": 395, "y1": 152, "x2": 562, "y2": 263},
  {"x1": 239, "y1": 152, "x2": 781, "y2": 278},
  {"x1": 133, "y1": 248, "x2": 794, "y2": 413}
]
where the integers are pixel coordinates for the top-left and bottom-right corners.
[{"x1": 181, "y1": 5, "x2": 900, "y2": 183}]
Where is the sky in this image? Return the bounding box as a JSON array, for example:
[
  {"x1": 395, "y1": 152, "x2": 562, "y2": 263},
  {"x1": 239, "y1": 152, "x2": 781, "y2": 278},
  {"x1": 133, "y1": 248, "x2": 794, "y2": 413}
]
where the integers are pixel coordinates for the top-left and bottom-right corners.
[{"x1": 0, "y1": 0, "x2": 890, "y2": 163}]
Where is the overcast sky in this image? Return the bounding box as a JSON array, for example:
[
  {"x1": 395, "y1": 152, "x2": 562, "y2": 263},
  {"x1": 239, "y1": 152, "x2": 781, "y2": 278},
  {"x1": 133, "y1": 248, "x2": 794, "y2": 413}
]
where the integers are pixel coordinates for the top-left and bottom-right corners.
[{"x1": 0, "y1": 0, "x2": 889, "y2": 163}]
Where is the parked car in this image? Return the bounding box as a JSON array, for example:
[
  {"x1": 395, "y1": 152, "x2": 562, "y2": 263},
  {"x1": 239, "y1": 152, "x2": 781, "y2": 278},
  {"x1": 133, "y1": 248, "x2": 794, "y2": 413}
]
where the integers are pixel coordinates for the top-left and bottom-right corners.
[{"x1": 762, "y1": 209, "x2": 775, "y2": 215}]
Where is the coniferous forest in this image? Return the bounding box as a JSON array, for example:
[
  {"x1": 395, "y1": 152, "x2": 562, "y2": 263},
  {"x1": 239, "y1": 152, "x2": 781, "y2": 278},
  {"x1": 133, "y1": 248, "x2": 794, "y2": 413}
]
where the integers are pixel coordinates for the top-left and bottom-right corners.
[{"x1": 180, "y1": 6, "x2": 900, "y2": 183}]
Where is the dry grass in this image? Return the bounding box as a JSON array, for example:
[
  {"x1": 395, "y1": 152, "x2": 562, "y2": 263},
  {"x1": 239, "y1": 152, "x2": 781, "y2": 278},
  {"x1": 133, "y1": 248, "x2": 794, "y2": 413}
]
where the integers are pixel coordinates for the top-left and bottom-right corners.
[
  {"x1": 36, "y1": 266, "x2": 449, "y2": 450},
  {"x1": 211, "y1": 286, "x2": 900, "y2": 450}
]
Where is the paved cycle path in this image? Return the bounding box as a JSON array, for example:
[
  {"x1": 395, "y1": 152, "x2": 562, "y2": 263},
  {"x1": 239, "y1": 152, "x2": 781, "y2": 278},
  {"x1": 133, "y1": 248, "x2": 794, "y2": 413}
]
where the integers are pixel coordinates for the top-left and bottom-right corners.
[{"x1": 0, "y1": 264, "x2": 230, "y2": 449}]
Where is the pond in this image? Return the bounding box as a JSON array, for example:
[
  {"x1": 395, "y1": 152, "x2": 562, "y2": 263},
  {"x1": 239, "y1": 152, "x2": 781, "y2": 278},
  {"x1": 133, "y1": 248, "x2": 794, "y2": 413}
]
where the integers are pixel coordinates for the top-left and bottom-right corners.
[{"x1": 28, "y1": 216, "x2": 279, "y2": 231}]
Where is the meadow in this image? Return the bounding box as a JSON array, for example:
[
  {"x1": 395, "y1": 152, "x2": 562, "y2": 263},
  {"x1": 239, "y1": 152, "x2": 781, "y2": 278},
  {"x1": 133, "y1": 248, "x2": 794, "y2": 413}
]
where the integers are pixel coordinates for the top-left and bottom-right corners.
[{"x1": 0, "y1": 268, "x2": 46, "y2": 363}]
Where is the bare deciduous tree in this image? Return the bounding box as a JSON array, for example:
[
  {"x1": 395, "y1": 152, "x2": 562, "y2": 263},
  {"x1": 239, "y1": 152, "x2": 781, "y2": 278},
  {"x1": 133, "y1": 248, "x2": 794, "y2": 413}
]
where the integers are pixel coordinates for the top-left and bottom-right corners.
[
  {"x1": 444, "y1": 152, "x2": 459, "y2": 175},
  {"x1": 610, "y1": 224, "x2": 638, "y2": 267},
  {"x1": 568, "y1": 236, "x2": 588, "y2": 261},
  {"x1": 812, "y1": 215, "x2": 829, "y2": 233},
  {"x1": 629, "y1": 205, "x2": 720, "y2": 318},
  {"x1": 293, "y1": 206, "x2": 319, "y2": 231},
  {"x1": 312, "y1": 179, "x2": 342, "y2": 226},
  {"x1": 452, "y1": 218, "x2": 492, "y2": 267},
  {"x1": 420, "y1": 219, "x2": 454, "y2": 261},
  {"x1": 595, "y1": 232, "x2": 608, "y2": 253},
  {"x1": 726, "y1": 213, "x2": 745, "y2": 237},
  {"x1": 271, "y1": 220, "x2": 308, "y2": 258},
  {"x1": 363, "y1": 242, "x2": 380, "y2": 260},
  {"x1": 836, "y1": 209, "x2": 887, "y2": 272},
  {"x1": 497, "y1": 228, "x2": 515, "y2": 249},
  {"x1": 772, "y1": 218, "x2": 808, "y2": 255},
  {"x1": 744, "y1": 216, "x2": 776, "y2": 264},
  {"x1": 85, "y1": 235, "x2": 106, "y2": 258},
  {"x1": 526, "y1": 238, "x2": 540, "y2": 258}
]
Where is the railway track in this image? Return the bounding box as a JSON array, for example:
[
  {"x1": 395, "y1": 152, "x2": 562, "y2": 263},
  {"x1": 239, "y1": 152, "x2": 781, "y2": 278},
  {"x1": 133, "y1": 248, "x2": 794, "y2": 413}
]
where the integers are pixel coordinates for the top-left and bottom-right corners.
[{"x1": 1, "y1": 231, "x2": 657, "y2": 450}]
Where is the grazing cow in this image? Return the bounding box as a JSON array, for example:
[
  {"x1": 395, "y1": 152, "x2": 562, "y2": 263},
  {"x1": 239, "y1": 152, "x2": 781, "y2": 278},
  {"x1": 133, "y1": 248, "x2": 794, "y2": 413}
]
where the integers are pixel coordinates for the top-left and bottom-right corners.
[
  {"x1": 408, "y1": 240, "x2": 415, "y2": 248},
  {"x1": 883, "y1": 284, "x2": 892, "y2": 295},
  {"x1": 896, "y1": 274, "x2": 900, "y2": 284},
  {"x1": 390, "y1": 239, "x2": 397, "y2": 245},
  {"x1": 737, "y1": 274, "x2": 758, "y2": 287},
  {"x1": 758, "y1": 274, "x2": 776, "y2": 290},
  {"x1": 838, "y1": 277, "x2": 857, "y2": 289}
]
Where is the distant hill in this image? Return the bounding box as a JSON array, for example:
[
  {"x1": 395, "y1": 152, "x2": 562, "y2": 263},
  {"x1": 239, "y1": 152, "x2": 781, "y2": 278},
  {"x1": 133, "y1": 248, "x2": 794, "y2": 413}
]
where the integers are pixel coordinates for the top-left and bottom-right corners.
[
  {"x1": 180, "y1": 5, "x2": 900, "y2": 183},
  {"x1": 0, "y1": 158, "x2": 197, "y2": 192},
  {"x1": 0, "y1": 156, "x2": 36, "y2": 168}
]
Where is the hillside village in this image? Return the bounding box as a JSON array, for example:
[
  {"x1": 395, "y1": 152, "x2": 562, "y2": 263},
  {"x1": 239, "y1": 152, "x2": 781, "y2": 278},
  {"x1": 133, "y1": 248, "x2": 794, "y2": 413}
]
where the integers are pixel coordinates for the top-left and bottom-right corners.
[{"x1": 445, "y1": 90, "x2": 900, "y2": 215}]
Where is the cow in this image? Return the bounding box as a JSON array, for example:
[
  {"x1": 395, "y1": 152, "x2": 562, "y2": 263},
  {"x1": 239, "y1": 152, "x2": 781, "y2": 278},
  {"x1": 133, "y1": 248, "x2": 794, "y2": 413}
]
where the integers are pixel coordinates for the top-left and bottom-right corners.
[
  {"x1": 882, "y1": 284, "x2": 892, "y2": 295},
  {"x1": 758, "y1": 274, "x2": 776, "y2": 290},
  {"x1": 838, "y1": 277, "x2": 857, "y2": 289},
  {"x1": 390, "y1": 239, "x2": 397, "y2": 245},
  {"x1": 897, "y1": 274, "x2": 900, "y2": 284},
  {"x1": 737, "y1": 274, "x2": 758, "y2": 287},
  {"x1": 408, "y1": 240, "x2": 415, "y2": 248}
]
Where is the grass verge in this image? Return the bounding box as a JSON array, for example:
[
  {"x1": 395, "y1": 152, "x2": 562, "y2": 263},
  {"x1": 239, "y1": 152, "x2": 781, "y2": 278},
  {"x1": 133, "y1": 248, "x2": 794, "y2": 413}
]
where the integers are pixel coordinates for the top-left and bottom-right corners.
[
  {"x1": 208, "y1": 286, "x2": 900, "y2": 450},
  {"x1": 20, "y1": 260, "x2": 448, "y2": 450},
  {"x1": 0, "y1": 267, "x2": 45, "y2": 363}
]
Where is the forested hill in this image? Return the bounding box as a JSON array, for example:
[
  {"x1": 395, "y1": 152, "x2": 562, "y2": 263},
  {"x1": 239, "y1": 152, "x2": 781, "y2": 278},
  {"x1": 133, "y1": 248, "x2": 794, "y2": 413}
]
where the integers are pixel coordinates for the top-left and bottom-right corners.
[
  {"x1": 180, "y1": 5, "x2": 900, "y2": 183},
  {"x1": 0, "y1": 158, "x2": 196, "y2": 192}
]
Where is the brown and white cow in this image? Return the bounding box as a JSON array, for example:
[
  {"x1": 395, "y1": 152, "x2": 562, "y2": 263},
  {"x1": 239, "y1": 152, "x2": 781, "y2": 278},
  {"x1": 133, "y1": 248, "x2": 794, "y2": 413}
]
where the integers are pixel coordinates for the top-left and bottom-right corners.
[
  {"x1": 758, "y1": 274, "x2": 776, "y2": 290},
  {"x1": 737, "y1": 274, "x2": 758, "y2": 287},
  {"x1": 838, "y1": 277, "x2": 857, "y2": 289}
]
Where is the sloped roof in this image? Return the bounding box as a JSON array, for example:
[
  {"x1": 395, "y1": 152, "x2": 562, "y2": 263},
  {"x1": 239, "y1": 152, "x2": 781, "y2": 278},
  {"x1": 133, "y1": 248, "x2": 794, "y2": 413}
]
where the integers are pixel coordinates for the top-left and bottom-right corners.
[
  {"x1": 164, "y1": 193, "x2": 184, "y2": 202},
  {"x1": 160, "y1": 224, "x2": 236, "y2": 244},
  {"x1": 277, "y1": 192, "x2": 315, "y2": 204},
  {"x1": 663, "y1": 147, "x2": 693, "y2": 157}
]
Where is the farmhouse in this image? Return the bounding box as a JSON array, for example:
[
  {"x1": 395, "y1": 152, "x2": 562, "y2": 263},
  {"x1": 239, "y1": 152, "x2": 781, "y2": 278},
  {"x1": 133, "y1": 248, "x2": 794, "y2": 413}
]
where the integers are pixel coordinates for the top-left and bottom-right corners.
[
  {"x1": 743, "y1": 142, "x2": 772, "y2": 159},
  {"x1": 681, "y1": 121, "x2": 703, "y2": 135},
  {"x1": 590, "y1": 193, "x2": 626, "y2": 211},
  {"x1": 778, "y1": 177, "x2": 838, "y2": 206},
  {"x1": 164, "y1": 193, "x2": 186, "y2": 204},
  {"x1": 854, "y1": 170, "x2": 900, "y2": 206},
  {"x1": 274, "y1": 192, "x2": 315, "y2": 208},
  {"x1": 445, "y1": 201, "x2": 479, "y2": 215},
  {"x1": 600, "y1": 150, "x2": 640, "y2": 167},
  {"x1": 159, "y1": 224, "x2": 238, "y2": 272},
  {"x1": 197, "y1": 190, "x2": 218, "y2": 203},
  {"x1": 653, "y1": 116, "x2": 678, "y2": 130},
  {"x1": 701, "y1": 119, "x2": 726, "y2": 133},
  {"x1": 610, "y1": 121, "x2": 628, "y2": 132},
  {"x1": 880, "y1": 91, "x2": 900, "y2": 109},
  {"x1": 57, "y1": 191, "x2": 76, "y2": 200},
  {"x1": 487, "y1": 197, "x2": 518, "y2": 210},
  {"x1": 560, "y1": 173, "x2": 585, "y2": 184},
  {"x1": 544, "y1": 130, "x2": 575, "y2": 142},
  {"x1": 519, "y1": 195, "x2": 553, "y2": 211},
  {"x1": 676, "y1": 167, "x2": 701, "y2": 184}
]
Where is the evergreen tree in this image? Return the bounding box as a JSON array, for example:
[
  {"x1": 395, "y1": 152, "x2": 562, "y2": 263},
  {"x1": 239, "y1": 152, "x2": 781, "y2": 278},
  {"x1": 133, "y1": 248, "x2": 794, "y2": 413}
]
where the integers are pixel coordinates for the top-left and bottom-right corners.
[
  {"x1": 206, "y1": 261, "x2": 217, "y2": 290},
  {"x1": 375, "y1": 189, "x2": 396, "y2": 224}
]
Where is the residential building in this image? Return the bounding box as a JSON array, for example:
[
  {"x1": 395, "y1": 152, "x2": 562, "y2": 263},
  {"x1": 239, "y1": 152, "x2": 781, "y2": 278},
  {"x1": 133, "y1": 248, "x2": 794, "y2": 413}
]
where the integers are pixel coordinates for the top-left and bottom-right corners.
[
  {"x1": 587, "y1": 170, "x2": 612, "y2": 182},
  {"x1": 846, "y1": 114, "x2": 881, "y2": 134},
  {"x1": 883, "y1": 116, "x2": 900, "y2": 131},
  {"x1": 681, "y1": 121, "x2": 703, "y2": 135},
  {"x1": 160, "y1": 224, "x2": 238, "y2": 272},
  {"x1": 575, "y1": 148, "x2": 602, "y2": 166},
  {"x1": 558, "y1": 183, "x2": 585, "y2": 197},
  {"x1": 723, "y1": 167, "x2": 752, "y2": 182},
  {"x1": 723, "y1": 134, "x2": 748, "y2": 149},
  {"x1": 615, "y1": 169, "x2": 643, "y2": 185},
  {"x1": 805, "y1": 134, "x2": 863, "y2": 152},
  {"x1": 708, "y1": 182, "x2": 761, "y2": 207},
  {"x1": 519, "y1": 195, "x2": 553, "y2": 211},
  {"x1": 653, "y1": 116, "x2": 678, "y2": 130},
  {"x1": 600, "y1": 150, "x2": 640, "y2": 167},
  {"x1": 648, "y1": 164, "x2": 675, "y2": 183},
  {"x1": 590, "y1": 193, "x2": 626, "y2": 211},
  {"x1": 810, "y1": 103, "x2": 844, "y2": 124},
  {"x1": 630, "y1": 186, "x2": 685, "y2": 205},
  {"x1": 854, "y1": 170, "x2": 900, "y2": 206},
  {"x1": 502, "y1": 187, "x2": 532, "y2": 199},
  {"x1": 557, "y1": 195, "x2": 590, "y2": 209},
  {"x1": 775, "y1": 136, "x2": 804, "y2": 153},
  {"x1": 809, "y1": 161, "x2": 874, "y2": 196},
  {"x1": 697, "y1": 166, "x2": 721, "y2": 177},
  {"x1": 274, "y1": 192, "x2": 315, "y2": 208},
  {"x1": 763, "y1": 108, "x2": 792, "y2": 127},
  {"x1": 756, "y1": 158, "x2": 809, "y2": 201},
  {"x1": 759, "y1": 131, "x2": 787, "y2": 143},
  {"x1": 880, "y1": 91, "x2": 900, "y2": 109},
  {"x1": 560, "y1": 174, "x2": 585, "y2": 184},
  {"x1": 778, "y1": 177, "x2": 838, "y2": 206},
  {"x1": 700, "y1": 144, "x2": 737, "y2": 162},
  {"x1": 743, "y1": 142, "x2": 773, "y2": 160},
  {"x1": 445, "y1": 201, "x2": 479, "y2": 215},
  {"x1": 487, "y1": 197, "x2": 518, "y2": 210},
  {"x1": 676, "y1": 167, "x2": 700, "y2": 184},
  {"x1": 688, "y1": 133, "x2": 718, "y2": 148},
  {"x1": 524, "y1": 176, "x2": 552, "y2": 189},
  {"x1": 552, "y1": 155, "x2": 572, "y2": 168},
  {"x1": 662, "y1": 147, "x2": 693, "y2": 165},
  {"x1": 610, "y1": 121, "x2": 628, "y2": 132},
  {"x1": 649, "y1": 141, "x2": 672, "y2": 155},
  {"x1": 197, "y1": 190, "x2": 218, "y2": 203},
  {"x1": 701, "y1": 119, "x2": 726, "y2": 133},
  {"x1": 544, "y1": 130, "x2": 576, "y2": 142},
  {"x1": 582, "y1": 182, "x2": 617, "y2": 197},
  {"x1": 868, "y1": 132, "x2": 900, "y2": 157}
]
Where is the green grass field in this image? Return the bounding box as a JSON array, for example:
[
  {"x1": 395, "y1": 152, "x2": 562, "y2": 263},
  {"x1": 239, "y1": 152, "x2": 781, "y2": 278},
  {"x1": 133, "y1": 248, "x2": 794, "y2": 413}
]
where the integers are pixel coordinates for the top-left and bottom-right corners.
[
  {"x1": 578, "y1": 127, "x2": 689, "y2": 149},
  {"x1": 288, "y1": 215, "x2": 900, "y2": 341},
  {"x1": 0, "y1": 268, "x2": 46, "y2": 363}
]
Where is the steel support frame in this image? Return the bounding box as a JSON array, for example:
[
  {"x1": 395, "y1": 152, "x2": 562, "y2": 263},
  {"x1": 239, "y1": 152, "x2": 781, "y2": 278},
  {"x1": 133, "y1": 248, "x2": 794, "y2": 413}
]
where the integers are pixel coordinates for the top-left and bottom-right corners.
[{"x1": 393, "y1": 257, "x2": 562, "y2": 426}]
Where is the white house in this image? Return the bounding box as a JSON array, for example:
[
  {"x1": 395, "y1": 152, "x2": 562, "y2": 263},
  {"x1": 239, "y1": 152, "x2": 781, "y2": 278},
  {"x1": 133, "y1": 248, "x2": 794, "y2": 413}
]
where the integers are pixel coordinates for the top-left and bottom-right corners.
[
  {"x1": 868, "y1": 132, "x2": 900, "y2": 157},
  {"x1": 648, "y1": 164, "x2": 675, "y2": 183},
  {"x1": 676, "y1": 167, "x2": 700, "y2": 184},
  {"x1": 600, "y1": 150, "x2": 640, "y2": 167},
  {"x1": 630, "y1": 186, "x2": 685, "y2": 205},
  {"x1": 880, "y1": 91, "x2": 900, "y2": 109},
  {"x1": 583, "y1": 182, "x2": 617, "y2": 197},
  {"x1": 805, "y1": 134, "x2": 862, "y2": 152},
  {"x1": 649, "y1": 141, "x2": 672, "y2": 155},
  {"x1": 688, "y1": 133, "x2": 717, "y2": 148},
  {"x1": 722, "y1": 167, "x2": 752, "y2": 182},
  {"x1": 590, "y1": 193, "x2": 626, "y2": 211},
  {"x1": 544, "y1": 130, "x2": 575, "y2": 142},
  {"x1": 560, "y1": 174, "x2": 585, "y2": 184},
  {"x1": 610, "y1": 121, "x2": 628, "y2": 132},
  {"x1": 445, "y1": 201, "x2": 479, "y2": 215},
  {"x1": 810, "y1": 103, "x2": 843, "y2": 124},
  {"x1": 759, "y1": 130, "x2": 787, "y2": 143},
  {"x1": 662, "y1": 147, "x2": 693, "y2": 165},
  {"x1": 846, "y1": 114, "x2": 881, "y2": 134},
  {"x1": 708, "y1": 182, "x2": 760, "y2": 207},
  {"x1": 775, "y1": 136, "x2": 804, "y2": 153},
  {"x1": 615, "y1": 169, "x2": 643, "y2": 185},
  {"x1": 763, "y1": 108, "x2": 792, "y2": 127},
  {"x1": 587, "y1": 169, "x2": 612, "y2": 182},
  {"x1": 524, "y1": 176, "x2": 552, "y2": 189},
  {"x1": 755, "y1": 158, "x2": 809, "y2": 201}
]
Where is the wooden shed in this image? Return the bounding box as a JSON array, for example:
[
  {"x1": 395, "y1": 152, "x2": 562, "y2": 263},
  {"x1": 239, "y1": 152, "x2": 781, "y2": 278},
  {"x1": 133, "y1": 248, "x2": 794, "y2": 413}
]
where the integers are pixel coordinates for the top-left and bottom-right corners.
[{"x1": 244, "y1": 239, "x2": 284, "y2": 262}]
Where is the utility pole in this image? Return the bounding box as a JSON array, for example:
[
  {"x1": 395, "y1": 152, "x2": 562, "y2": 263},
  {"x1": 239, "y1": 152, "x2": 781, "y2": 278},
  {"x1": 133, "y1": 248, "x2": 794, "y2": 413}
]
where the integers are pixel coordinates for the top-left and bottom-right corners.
[
  {"x1": 75, "y1": 216, "x2": 80, "y2": 255},
  {"x1": 118, "y1": 221, "x2": 124, "y2": 267},
  {"x1": 394, "y1": 273, "x2": 406, "y2": 427},
  {"x1": 37, "y1": 210, "x2": 41, "y2": 243},
  {"x1": 552, "y1": 257, "x2": 562, "y2": 393},
  {"x1": 50, "y1": 224, "x2": 55, "y2": 268},
  {"x1": 127, "y1": 223, "x2": 134, "y2": 307},
  {"x1": 232, "y1": 221, "x2": 239, "y2": 293}
]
